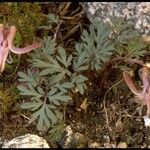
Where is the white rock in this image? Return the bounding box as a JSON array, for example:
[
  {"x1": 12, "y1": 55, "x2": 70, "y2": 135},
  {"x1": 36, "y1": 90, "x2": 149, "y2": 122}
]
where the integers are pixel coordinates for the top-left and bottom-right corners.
[
  {"x1": 143, "y1": 116, "x2": 150, "y2": 127},
  {"x1": 2, "y1": 134, "x2": 50, "y2": 148},
  {"x1": 64, "y1": 125, "x2": 73, "y2": 147},
  {"x1": 81, "y1": 2, "x2": 150, "y2": 35}
]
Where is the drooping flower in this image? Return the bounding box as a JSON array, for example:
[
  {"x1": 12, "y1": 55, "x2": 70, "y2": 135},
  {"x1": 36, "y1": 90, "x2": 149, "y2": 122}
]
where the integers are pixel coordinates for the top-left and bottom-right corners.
[
  {"x1": 123, "y1": 66, "x2": 150, "y2": 117},
  {"x1": 0, "y1": 24, "x2": 42, "y2": 72}
]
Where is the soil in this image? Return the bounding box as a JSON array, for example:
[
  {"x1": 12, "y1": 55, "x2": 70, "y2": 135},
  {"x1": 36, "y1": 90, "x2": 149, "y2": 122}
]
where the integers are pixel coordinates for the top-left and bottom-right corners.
[
  {"x1": 0, "y1": 2, "x2": 150, "y2": 148},
  {"x1": 66, "y1": 69, "x2": 150, "y2": 148}
]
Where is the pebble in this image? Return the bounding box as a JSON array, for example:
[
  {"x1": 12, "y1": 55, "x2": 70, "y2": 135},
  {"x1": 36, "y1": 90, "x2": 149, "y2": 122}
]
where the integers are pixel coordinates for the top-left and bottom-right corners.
[
  {"x1": 88, "y1": 142, "x2": 101, "y2": 148},
  {"x1": 117, "y1": 142, "x2": 127, "y2": 148},
  {"x1": 143, "y1": 116, "x2": 150, "y2": 127}
]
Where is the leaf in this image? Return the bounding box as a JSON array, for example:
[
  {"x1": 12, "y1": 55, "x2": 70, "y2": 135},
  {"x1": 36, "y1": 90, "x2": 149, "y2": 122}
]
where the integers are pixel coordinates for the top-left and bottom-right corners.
[
  {"x1": 43, "y1": 36, "x2": 56, "y2": 55},
  {"x1": 33, "y1": 59, "x2": 52, "y2": 68},
  {"x1": 56, "y1": 94, "x2": 72, "y2": 102},
  {"x1": 57, "y1": 47, "x2": 66, "y2": 64},
  {"x1": 66, "y1": 55, "x2": 72, "y2": 66},
  {"x1": 37, "y1": 86, "x2": 45, "y2": 95},
  {"x1": 47, "y1": 13, "x2": 59, "y2": 24},
  {"x1": 76, "y1": 20, "x2": 114, "y2": 71},
  {"x1": 53, "y1": 71, "x2": 66, "y2": 84},
  {"x1": 48, "y1": 88, "x2": 57, "y2": 96},
  {"x1": 49, "y1": 122, "x2": 65, "y2": 143},
  {"x1": 48, "y1": 91, "x2": 72, "y2": 105},
  {"x1": 39, "y1": 68, "x2": 53, "y2": 76},
  {"x1": 61, "y1": 82, "x2": 74, "y2": 88},
  {"x1": 28, "y1": 103, "x2": 58, "y2": 131},
  {"x1": 73, "y1": 50, "x2": 89, "y2": 72},
  {"x1": 76, "y1": 84, "x2": 84, "y2": 95},
  {"x1": 46, "y1": 106, "x2": 57, "y2": 124},
  {"x1": 21, "y1": 101, "x2": 43, "y2": 110},
  {"x1": 52, "y1": 100, "x2": 60, "y2": 106},
  {"x1": 53, "y1": 81, "x2": 74, "y2": 93},
  {"x1": 76, "y1": 75, "x2": 88, "y2": 84},
  {"x1": 37, "y1": 108, "x2": 44, "y2": 131},
  {"x1": 75, "y1": 43, "x2": 84, "y2": 54},
  {"x1": 18, "y1": 69, "x2": 39, "y2": 87},
  {"x1": 126, "y1": 37, "x2": 146, "y2": 58},
  {"x1": 29, "y1": 109, "x2": 41, "y2": 124},
  {"x1": 17, "y1": 84, "x2": 42, "y2": 98},
  {"x1": 56, "y1": 47, "x2": 72, "y2": 69}
]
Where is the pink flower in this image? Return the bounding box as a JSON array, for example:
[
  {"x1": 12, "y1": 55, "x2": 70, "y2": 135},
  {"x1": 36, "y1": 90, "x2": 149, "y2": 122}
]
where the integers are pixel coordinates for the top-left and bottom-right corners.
[
  {"x1": 0, "y1": 24, "x2": 42, "y2": 72},
  {"x1": 123, "y1": 67, "x2": 150, "y2": 117}
]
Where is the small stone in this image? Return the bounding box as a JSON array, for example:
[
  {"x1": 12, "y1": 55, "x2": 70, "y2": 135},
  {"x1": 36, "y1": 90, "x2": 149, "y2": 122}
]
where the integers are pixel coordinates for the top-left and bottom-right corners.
[
  {"x1": 64, "y1": 125, "x2": 74, "y2": 148},
  {"x1": 75, "y1": 132, "x2": 89, "y2": 148},
  {"x1": 104, "y1": 143, "x2": 112, "y2": 148},
  {"x1": 0, "y1": 137, "x2": 3, "y2": 147},
  {"x1": 88, "y1": 142, "x2": 101, "y2": 148},
  {"x1": 143, "y1": 116, "x2": 150, "y2": 127},
  {"x1": 104, "y1": 143, "x2": 116, "y2": 148},
  {"x1": 103, "y1": 135, "x2": 110, "y2": 143},
  {"x1": 117, "y1": 142, "x2": 127, "y2": 148},
  {"x1": 76, "y1": 108, "x2": 81, "y2": 112},
  {"x1": 59, "y1": 126, "x2": 89, "y2": 148},
  {"x1": 120, "y1": 96, "x2": 123, "y2": 99}
]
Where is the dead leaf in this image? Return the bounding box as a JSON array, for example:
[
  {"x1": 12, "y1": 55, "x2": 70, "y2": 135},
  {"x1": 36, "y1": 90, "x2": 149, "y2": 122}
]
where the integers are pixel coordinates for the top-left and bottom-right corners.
[{"x1": 80, "y1": 98, "x2": 89, "y2": 111}]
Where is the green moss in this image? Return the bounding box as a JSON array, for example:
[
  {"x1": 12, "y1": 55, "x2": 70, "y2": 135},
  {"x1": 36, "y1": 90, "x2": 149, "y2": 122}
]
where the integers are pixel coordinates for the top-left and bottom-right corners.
[
  {"x1": 0, "y1": 84, "x2": 20, "y2": 118},
  {"x1": 0, "y1": 2, "x2": 46, "y2": 45}
]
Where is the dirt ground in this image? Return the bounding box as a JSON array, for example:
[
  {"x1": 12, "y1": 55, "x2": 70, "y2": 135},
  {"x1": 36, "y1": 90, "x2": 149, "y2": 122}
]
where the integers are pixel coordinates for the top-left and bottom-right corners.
[
  {"x1": 66, "y1": 68, "x2": 150, "y2": 148},
  {"x1": 0, "y1": 2, "x2": 150, "y2": 148}
]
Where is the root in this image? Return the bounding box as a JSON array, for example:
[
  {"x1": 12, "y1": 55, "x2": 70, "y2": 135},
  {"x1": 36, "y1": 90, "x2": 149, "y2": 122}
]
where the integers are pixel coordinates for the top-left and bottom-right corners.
[{"x1": 103, "y1": 79, "x2": 123, "y2": 130}]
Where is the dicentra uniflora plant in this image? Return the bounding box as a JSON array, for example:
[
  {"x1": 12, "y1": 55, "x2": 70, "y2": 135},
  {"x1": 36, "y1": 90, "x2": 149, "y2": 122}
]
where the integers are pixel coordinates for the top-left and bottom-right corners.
[{"x1": 17, "y1": 14, "x2": 147, "y2": 132}]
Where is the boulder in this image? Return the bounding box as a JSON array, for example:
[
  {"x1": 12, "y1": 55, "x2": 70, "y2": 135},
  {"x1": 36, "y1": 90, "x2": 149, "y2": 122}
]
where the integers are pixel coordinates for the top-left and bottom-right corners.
[{"x1": 80, "y1": 2, "x2": 150, "y2": 36}]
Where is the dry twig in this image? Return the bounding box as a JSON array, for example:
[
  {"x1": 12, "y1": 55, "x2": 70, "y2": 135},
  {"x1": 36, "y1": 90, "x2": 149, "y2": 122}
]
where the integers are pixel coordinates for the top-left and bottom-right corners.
[{"x1": 103, "y1": 79, "x2": 123, "y2": 130}]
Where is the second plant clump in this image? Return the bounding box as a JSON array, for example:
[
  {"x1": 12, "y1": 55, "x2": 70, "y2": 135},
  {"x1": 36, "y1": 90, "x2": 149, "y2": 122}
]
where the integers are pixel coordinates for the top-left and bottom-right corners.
[{"x1": 17, "y1": 15, "x2": 148, "y2": 132}]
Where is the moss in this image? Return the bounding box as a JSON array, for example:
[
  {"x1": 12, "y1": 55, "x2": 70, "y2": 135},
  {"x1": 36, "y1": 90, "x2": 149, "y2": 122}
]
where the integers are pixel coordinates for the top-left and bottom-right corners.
[{"x1": 0, "y1": 84, "x2": 20, "y2": 118}]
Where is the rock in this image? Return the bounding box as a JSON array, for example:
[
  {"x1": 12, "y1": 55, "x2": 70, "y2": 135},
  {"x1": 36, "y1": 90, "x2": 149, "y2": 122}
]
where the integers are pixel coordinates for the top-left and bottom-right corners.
[
  {"x1": 58, "y1": 125, "x2": 90, "y2": 148},
  {"x1": 143, "y1": 116, "x2": 150, "y2": 127},
  {"x1": 2, "y1": 134, "x2": 50, "y2": 148},
  {"x1": 80, "y1": 2, "x2": 150, "y2": 36},
  {"x1": 88, "y1": 142, "x2": 101, "y2": 148},
  {"x1": 103, "y1": 135, "x2": 110, "y2": 143},
  {"x1": 58, "y1": 125, "x2": 74, "y2": 148},
  {"x1": 117, "y1": 142, "x2": 127, "y2": 148},
  {"x1": 104, "y1": 143, "x2": 116, "y2": 148},
  {"x1": 74, "y1": 132, "x2": 89, "y2": 148},
  {"x1": 0, "y1": 137, "x2": 3, "y2": 148}
]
